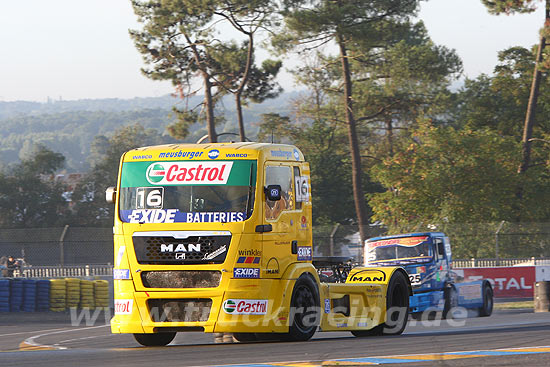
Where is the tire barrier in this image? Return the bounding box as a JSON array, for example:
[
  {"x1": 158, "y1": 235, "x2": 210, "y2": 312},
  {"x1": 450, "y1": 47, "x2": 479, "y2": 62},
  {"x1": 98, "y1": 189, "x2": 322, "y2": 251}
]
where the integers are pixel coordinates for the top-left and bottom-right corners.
[
  {"x1": 94, "y1": 280, "x2": 109, "y2": 309},
  {"x1": 50, "y1": 278, "x2": 67, "y2": 312},
  {"x1": 22, "y1": 279, "x2": 37, "y2": 312},
  {"x1": 10, "y1": 279, "x2": 23, "y2": 312},
  {"x1": 36, "y1": 280, "x2": 50, "y2": 312},
  {"x1": 80, "y1": 279, "x2": 95, "y2": 309},
  {"x1": 0, "y1": 279, "x2": 9, "y2": 312},
  {"x1": 65, "y1": 278, "x2": 81, "y2": 309},
  {"x1": 0, "y1": 277, "x2": 111, "y2": 312}
]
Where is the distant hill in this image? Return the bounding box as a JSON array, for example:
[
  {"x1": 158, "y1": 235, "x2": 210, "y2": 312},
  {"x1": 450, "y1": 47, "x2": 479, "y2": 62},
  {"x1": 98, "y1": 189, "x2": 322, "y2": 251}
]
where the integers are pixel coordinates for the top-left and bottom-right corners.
[
  {"x1": 0, "y1": 92, "x2": 299, "y2": 171},
  {"x1": 0, "y1": 96, "x2": 181, "y2": 119}
]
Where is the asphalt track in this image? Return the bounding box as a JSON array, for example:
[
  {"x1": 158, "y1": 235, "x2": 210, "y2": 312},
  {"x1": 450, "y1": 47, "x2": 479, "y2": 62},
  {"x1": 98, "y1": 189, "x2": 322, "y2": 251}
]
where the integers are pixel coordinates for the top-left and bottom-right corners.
[{"x1": 1, "y1": 309, "x2": 549, "y2": 366}]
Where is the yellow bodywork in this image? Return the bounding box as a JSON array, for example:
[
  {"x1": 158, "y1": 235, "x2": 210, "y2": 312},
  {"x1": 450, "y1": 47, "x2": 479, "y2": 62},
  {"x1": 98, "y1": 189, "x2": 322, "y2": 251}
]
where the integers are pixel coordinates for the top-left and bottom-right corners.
[{"x1": 110, "y1": 142, "x2": 403, "y2": 335}]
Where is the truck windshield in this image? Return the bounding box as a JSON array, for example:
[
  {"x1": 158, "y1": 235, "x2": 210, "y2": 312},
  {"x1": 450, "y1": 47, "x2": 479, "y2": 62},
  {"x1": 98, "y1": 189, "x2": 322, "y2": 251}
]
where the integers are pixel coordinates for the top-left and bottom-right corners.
[
  {"x1": 118, "y1": 160, "x2": 256, "y2": 224},
  {"x1": 366, "y1": 236, "x2": 432, "y2": 264}
]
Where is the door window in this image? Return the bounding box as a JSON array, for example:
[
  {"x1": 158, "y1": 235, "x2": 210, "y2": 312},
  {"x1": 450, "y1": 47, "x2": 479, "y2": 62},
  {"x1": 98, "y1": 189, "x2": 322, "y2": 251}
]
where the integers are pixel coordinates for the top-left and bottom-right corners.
[{"x1": 265, "y1": 166, "x2": 293, "y2": 220}]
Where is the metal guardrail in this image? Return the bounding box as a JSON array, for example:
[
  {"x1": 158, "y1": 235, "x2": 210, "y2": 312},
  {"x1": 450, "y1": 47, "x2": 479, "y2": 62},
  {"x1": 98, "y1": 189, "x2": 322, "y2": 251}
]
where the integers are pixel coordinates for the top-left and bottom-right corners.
[
  {"x1": 14, "y1": 265, "x2": 113, "y2": 278},
  {"x1": 454, "y1": 257, "x2": 550, "y2": 268},
  {"x1": 5, "y1": 258, "x2": 550, "y2": 278}
]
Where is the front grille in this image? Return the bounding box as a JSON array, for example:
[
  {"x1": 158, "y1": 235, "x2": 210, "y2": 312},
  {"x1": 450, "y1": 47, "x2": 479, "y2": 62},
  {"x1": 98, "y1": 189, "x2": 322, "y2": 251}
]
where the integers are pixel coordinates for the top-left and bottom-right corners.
[
  {"x1": 133, "y1": 234, "x2": 231, "y2": 264},
  {"x1": 148, "y1": 299, "x2": 212, "y2": 322},
  {"x1": 141, "y1": 271, "x2": 222, "y2": 288}
]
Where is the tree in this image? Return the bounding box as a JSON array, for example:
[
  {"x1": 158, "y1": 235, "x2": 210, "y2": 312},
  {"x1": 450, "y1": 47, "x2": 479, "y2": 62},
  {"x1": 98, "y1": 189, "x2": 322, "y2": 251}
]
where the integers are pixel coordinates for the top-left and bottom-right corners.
[
  {"x1": 276, "y1": 0, "x2": 425, "y2": 244},
  {"x1": 368, "y1": 120, "x2": 550, "y2": 256},
  {"x1": 452, "y1": 47, "x2": 550, "y2": 138},
  {"x1": 0, "y1": 145, "x2": 68, "y2": 228},
  {"x1": 350, "y1": 22, "x2": 462, "y2": 158},
  {"x1": 482, "y1": 0, "x2": 550, "y2": 174},
  {"x1": 70, "y1": 125, "x2": 171, "y2": 226},
  {"x1": 210, "y1": 1, "x2": 282, "y2": 141},
  {"x1": 130, "y1": 0, "x2": 221, "y2": 142},
  {"x1": 369, "y1": 123, "x2": 519, "y2": 227},
  {"x1": 130, "y1": 0, "x2": 282, "y2": 143}
]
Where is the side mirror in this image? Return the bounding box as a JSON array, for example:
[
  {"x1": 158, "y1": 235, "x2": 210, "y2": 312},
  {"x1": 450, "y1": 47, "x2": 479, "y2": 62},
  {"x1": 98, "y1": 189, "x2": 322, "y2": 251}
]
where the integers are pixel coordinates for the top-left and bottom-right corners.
[
  {"x1": 265, "y1": 185, "x2": 282, "y2": 201},
  {"x1": 106, "y1": 186, "x2": 117, "y2": 204}
]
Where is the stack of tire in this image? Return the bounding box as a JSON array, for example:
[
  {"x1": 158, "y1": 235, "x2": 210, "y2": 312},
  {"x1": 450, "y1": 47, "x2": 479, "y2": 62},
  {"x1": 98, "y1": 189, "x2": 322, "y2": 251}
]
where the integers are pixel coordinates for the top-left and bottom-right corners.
[
  {"x1": 22, "y1": 279, "x2": 37, "y2": 312},
  {"x1": 65, "y1": 278, "x2": 81, "y2": 309},
  {"x1": 94, "y1": 280, "x2": 109, "y2": 309},
  {"x1": 0, "y1": 280, "x2": 9, "y2": 312},
  {"x1": 79, "y1": 280, "x2": 95, "y2": 309},
  {"x1": 9, "y1": 279, "x2": 23, "y2": 312},
  {"x1": 50, "y1": 279, "x2": 67, "y2": 312},
  {"x1": 36, "y1": 280, "x2": 51, "y2": 312}
]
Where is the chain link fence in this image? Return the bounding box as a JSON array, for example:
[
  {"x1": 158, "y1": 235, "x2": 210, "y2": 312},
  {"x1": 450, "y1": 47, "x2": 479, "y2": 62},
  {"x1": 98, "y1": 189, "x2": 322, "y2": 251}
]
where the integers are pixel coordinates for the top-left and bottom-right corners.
[
  {"x1": 0, "y1": 226, "x2": 113, "y2": 266},
  {"x1": 1, "y1": 222, "x2": 550, "y2": 268},
  {"x1": 313, "y1": 223, "x2": 550, "y2": 261}
]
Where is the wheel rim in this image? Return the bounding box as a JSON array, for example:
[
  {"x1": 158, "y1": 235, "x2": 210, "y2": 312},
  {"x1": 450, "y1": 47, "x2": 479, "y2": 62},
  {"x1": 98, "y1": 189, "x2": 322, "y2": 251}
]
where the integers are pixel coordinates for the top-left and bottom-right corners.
[{"x1": 293, "y1": 284, "x2": 315, "y2": 332}]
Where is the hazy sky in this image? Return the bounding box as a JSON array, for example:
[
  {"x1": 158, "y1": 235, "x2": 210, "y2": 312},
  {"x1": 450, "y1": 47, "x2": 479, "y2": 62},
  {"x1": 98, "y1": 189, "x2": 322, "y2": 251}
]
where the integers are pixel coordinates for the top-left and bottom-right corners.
[{"x1": 0, "y1": 0, "x2": 545, "y2": 102}]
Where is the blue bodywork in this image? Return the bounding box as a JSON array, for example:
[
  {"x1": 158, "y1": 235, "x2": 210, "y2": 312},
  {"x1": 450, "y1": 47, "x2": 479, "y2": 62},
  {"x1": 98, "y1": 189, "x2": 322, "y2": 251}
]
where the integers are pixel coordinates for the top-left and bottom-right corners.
[{"x1": 365, "y1": 232, "x2": 487, "y2": 314}]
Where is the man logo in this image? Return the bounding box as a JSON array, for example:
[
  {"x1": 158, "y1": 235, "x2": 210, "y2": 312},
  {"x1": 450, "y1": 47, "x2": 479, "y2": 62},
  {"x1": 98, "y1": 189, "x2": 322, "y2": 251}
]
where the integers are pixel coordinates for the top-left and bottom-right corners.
[
  {"x1": 146, "y1": 163, "x2": 166, "y2": 184},
  {"x1": 349, "y1": 269, "x2": 387, "y2": 283},
  {"x1": 208, "y1": 149, "x2": 220, "y2": 159}
]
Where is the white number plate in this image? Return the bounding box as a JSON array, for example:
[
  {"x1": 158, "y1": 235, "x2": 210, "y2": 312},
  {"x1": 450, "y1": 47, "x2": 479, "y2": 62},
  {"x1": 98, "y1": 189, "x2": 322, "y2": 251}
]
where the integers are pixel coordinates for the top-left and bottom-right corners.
[{"x1": 409, "y1": 273, "x2": 421, "y2": 286}]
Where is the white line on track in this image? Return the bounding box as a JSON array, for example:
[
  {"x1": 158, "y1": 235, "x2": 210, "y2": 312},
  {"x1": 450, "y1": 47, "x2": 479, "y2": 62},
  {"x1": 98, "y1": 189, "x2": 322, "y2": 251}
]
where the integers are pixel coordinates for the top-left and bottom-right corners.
[
  {"x1": 55, "y1": 334, "x2": 112, "y2": 345},
  {"x1": 22, "y1": 325, "x2": 110, "y2": 350},
  {"x1": 405, "y1": 320, "x2": 550, "y2": 335},
  {"x1": 0, "y1": 327, "x2": 70, "y2": 338}
]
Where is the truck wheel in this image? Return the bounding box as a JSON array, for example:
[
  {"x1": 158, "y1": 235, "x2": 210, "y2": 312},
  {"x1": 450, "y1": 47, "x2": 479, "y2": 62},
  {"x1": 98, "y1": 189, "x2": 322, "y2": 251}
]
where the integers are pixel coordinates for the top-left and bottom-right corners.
[
  {"x1": 133, "y1": 332, "x2": 176, "y2": 346},
  {"x1": 443, "y1": 286, "x2": 458, "y2": 319},
  {"x1": 283, "y1": 274, "x2": 320, "y2": 342},
  {"x1": 479, "y1": 283, "x2": 493, "y2": 317},
  {"x1": 233, "y1": 333, "x2": 258, "y2": 343},
  {"x1": 351, "y1": 270, "x2": 409, "y2": 337}
]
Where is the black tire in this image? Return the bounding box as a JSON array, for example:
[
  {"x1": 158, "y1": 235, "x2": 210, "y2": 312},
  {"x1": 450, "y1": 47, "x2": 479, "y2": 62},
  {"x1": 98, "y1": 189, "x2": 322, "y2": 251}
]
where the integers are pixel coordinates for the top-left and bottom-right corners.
[
  {"x1": 133, "y1": 332, "x2": 176, "y2": 347},
  {"x1": 479, "y1": 283, "x2": 493, "y2": 317},
  {"x1": 351, "y1": 270, "x2": 409, "y2": 337},
  {"x1": 283, "y1": 274, "x2": 320, "y2": 342},
  {"x1": 232, "y1": 333, "x2": 258, "y2": 343},
  {"x1": 443, "y1": 286, "x2": 458, "y2": 319}
]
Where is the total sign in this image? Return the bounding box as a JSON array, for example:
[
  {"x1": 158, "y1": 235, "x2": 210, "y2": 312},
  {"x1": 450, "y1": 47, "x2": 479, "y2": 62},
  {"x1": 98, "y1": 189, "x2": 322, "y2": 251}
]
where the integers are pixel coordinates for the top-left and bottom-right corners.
[
  {"x1": 222, "y1": 299, "x2": 268, "y2": 315},
  {"x1": 454, "y1": 266, "x2": 535, "y2": 298}
]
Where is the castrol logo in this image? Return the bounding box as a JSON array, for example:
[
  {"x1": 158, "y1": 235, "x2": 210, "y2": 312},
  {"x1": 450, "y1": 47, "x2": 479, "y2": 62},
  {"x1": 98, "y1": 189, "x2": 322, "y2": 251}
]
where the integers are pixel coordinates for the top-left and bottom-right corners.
[
  {"x1": 114, "y1": 299, "x2": 133, "y2": 315},
  {"x1": 146, "y1": 162, "x2": 233, "y2": 185}
]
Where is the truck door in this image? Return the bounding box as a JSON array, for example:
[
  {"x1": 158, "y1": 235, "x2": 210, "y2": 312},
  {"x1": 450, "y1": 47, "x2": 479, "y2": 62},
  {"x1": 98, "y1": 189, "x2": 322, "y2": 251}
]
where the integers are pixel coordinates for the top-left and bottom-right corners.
[
  {"x1": 261, "y1": 163, "x2": 309, "y2": 278},
  {"x1": 434, "y1": 236, "x2": 451, "y2": 286}
]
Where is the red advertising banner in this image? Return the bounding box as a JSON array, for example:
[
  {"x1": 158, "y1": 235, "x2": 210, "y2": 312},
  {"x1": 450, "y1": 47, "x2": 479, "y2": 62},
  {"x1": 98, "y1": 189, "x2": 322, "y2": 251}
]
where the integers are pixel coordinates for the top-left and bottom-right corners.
[{"x1": 454, "y1": 266, "x2": 535, "y2": 298}]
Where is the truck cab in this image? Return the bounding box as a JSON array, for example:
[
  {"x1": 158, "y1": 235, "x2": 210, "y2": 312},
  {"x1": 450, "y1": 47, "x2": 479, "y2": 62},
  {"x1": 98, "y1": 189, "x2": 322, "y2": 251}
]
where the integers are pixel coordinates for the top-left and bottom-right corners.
[{"x1": 365, "y1": 232, "x2": 492, "y2": 317}]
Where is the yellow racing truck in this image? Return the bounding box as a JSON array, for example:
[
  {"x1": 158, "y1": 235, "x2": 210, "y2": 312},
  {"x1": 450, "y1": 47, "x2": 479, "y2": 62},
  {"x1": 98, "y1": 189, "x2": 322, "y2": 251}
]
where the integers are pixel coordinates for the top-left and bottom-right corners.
[{"x1": 107, "y1": 142, "x2": 411, "y2": 345}]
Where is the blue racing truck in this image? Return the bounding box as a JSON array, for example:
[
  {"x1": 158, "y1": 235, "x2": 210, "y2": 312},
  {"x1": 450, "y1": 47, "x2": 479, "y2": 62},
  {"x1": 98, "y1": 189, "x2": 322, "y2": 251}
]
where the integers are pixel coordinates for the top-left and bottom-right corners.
[{"x1": 364, "y1": 232, "x2": 493, "y2": 318}]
